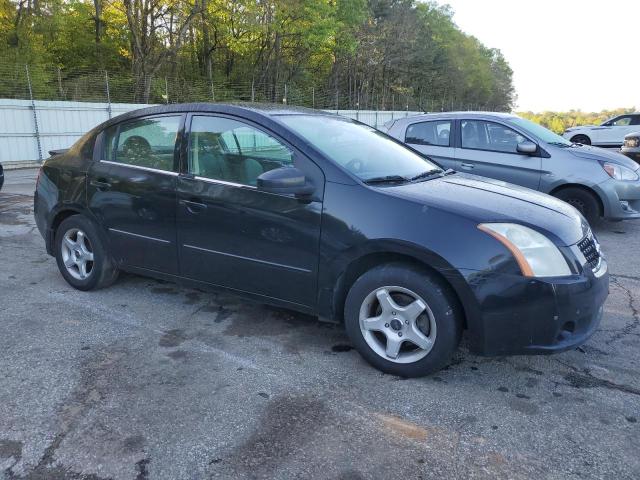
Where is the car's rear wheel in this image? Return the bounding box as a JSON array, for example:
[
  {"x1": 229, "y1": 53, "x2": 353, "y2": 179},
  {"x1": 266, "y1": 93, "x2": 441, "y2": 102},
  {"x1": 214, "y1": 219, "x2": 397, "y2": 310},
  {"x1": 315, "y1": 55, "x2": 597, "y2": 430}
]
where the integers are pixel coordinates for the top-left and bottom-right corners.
[
  {"x1": 570, "y1": 134, "x2": 591, "y2": 145},
  {"x1": 55, "y1": 215, "x2": 118, "y2": 291},
  {"x1": 344, "y1": 263, "x2": 462, "y2": 377},
  {"x1": 554, "y1": 187, "x2": 601, "y2": 225}
]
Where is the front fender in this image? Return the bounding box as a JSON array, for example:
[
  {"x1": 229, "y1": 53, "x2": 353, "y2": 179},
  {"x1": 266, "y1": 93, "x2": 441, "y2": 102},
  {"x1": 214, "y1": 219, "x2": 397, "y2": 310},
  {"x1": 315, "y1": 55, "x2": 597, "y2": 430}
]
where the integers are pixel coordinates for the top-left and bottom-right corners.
[{"x1": 317, "y1": 239, "x2": 482, "y2": 337}]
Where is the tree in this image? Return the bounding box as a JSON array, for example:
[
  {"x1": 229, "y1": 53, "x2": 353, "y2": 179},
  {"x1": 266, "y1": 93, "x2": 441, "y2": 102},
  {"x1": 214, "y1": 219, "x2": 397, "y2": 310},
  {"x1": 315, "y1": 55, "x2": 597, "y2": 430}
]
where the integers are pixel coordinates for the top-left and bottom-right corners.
[{"x1": 122, "y1": 0, "x2": 202, "y2": 101}]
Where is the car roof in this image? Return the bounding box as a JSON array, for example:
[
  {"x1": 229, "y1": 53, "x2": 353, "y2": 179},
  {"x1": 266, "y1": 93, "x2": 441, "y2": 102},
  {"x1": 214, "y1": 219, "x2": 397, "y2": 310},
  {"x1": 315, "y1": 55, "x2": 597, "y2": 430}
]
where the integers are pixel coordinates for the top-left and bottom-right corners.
[
  {"x1": 96, "y1": 102, "x2": 335, "y2": 132},
  {"x1": 387, "y1": 111, "x2": 519, "y2": 128}
]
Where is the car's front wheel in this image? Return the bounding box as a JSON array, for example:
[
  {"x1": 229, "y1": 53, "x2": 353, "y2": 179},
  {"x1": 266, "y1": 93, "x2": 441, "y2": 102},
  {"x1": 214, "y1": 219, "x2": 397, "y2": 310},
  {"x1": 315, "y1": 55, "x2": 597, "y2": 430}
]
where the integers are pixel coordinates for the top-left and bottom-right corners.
[
  {"x1": 570, "y1": 134, "x2": 591, "y2": 145},
  {"x1": 54, "y1": 215, "x2": 119, "y2": 291},
  {"x1": 554, "y1": 187, "x2": 601, "y2": 225},
  {"x1": 344, "y1": 263, "x2": 462, "y2": 377}
]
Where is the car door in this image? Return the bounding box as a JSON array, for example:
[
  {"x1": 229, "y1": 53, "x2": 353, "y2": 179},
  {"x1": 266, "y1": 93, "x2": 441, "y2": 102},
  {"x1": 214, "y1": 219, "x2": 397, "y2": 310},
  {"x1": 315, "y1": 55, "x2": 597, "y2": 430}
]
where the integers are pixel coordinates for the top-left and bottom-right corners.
[
  {"x1": 455, "y1": 119, "x2": 542, "y2": 190},
  {"x1": 88, "y1": 114, "x2": 183, "y2": 274},
  {"x1": 176, "y1": 114, "x2": 324, "y2": 308},
  {"x1": 403, "y1": 119, "x2": 457, "y2": 170},
  {"x1": 599, "y1": 115, "x2": 636, "y2": 145}
]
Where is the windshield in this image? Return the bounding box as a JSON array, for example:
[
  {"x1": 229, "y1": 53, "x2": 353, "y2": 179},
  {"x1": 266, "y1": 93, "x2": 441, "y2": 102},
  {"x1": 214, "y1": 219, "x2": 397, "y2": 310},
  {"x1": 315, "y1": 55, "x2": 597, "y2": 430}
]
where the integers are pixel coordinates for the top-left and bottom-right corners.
[
  {"x1": 510, "y1": 117, "x2": 572, "y2": 146},
  {"x1": 277, "y1": 114, "x2": 439, "y2": 182}
]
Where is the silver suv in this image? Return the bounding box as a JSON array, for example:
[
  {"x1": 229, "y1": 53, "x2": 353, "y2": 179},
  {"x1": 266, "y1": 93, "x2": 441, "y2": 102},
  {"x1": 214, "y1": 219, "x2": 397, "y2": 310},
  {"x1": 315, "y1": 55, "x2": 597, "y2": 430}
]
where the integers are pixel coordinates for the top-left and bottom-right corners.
[{"x1": 383, "y1": 112, "x2": 640, "y2": 223}]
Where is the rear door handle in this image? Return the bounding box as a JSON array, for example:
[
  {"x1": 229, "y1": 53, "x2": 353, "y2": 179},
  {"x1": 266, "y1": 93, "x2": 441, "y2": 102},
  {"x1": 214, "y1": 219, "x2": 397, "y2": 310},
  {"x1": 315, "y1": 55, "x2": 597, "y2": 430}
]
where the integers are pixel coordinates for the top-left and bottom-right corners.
[
  {"x1": 460, "y1": 162, "x2": 475, "y2": 169},
  {"x1": 90, "y1": 179, "x2": 112, "y2": 190},
  {"x1": 180, "y1": 198, "x2": 207, "y2": 214}
]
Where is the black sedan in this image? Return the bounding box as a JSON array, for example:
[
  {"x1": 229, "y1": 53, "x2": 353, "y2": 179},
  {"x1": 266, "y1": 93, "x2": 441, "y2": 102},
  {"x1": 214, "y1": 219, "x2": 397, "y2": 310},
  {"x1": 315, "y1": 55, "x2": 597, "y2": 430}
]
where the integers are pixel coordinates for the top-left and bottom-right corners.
[{"x1": 34, "y1": 103, "x2": 609, "y2": 377}]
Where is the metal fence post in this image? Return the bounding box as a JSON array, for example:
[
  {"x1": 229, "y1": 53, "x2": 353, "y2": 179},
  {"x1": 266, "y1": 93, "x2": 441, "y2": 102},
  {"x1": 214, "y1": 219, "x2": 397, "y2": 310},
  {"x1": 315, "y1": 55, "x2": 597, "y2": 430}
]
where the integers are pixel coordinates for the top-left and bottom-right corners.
[
  {"x1": 25, "y1": 65, "x2": 43, "y2": 163},
  {"x1": 251, "y1": 78, "x2": 255, "y2": 102},
  {"x1": 57, "y1": 67, "x2": 64, "y2": 99},
  {"x1": 312, "y1": 88, "x2": 315, "y2": 109},
  {"x1": 165, "y1": 77, "x2": 169, "y2": 104},
  {"x1": 283, "y1": 83, "x2": 287, "y2": 104},
  {"x1": 104, "y1": 71, "x2": 112, "y2": 119}
]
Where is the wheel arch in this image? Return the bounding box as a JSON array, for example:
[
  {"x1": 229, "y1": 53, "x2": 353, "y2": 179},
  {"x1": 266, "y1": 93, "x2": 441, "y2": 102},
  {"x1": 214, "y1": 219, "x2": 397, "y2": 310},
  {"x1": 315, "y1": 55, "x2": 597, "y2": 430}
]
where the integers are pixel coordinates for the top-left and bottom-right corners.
[
  {"x1": 549, "y1": 183, "x2": 604, "y2": 217},
  {"x1": 325, "y1": 242, "x2": 475, "y2": 331},
  {"x1": 47, "y1": 205, "x2": 103, "y2": 255},
  {"x1": 570, "y1": 133, "x2": 592, "y2": 144}
]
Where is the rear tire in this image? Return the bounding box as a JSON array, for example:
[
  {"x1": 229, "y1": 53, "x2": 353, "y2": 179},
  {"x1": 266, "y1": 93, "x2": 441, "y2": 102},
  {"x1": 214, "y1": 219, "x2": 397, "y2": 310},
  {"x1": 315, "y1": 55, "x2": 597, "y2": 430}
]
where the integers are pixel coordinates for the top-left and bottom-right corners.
[
  {"x1": 553, "y1": 187, "x2": 601, "y2": 225},
  {"x1": 54, "y1": 215, "x2": 119, "y2": 291},
  {"x1": 344, "y1": 263, "x2": 462, "y2": 377},
  {"x1": 570, "y1": 134, "x2": 591, "y2": 145}
]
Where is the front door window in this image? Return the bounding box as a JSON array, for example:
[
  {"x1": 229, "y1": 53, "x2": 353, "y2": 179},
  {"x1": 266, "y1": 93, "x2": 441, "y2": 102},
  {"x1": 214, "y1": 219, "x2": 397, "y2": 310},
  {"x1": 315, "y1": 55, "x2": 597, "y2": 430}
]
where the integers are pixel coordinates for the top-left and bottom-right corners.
[{"x1": 188, "y1": 116, "x2": 293, "y2": 186}]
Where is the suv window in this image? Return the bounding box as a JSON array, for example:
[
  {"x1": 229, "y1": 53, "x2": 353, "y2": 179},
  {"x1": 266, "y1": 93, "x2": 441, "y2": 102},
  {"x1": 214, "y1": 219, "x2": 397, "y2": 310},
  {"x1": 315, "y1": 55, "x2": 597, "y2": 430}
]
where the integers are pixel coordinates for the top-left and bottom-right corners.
[
  {"x1": 461, "y1": 120, "x2": 527, "y2": 154},
  {"x1": 405, "y1": 120, "x2": 451, "y2": 146},
  {"x1": 630, "y1": 115, "x2": 640, "y2": 126},
  {"x1": 106, "y1": 116, "x2": 181, "y2": 172},
  {"x1": 189, "y1": 116, "x2": 293, "y2": 187},
  {"x1": 612, "y1": 116, "x2": 632, "y2": 127}
]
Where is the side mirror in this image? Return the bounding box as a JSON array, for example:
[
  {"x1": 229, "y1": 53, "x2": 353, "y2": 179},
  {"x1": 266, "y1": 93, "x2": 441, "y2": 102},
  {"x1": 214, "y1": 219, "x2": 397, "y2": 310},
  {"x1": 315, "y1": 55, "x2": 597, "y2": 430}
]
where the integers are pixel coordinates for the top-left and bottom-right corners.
[
  {"x1": 516, "y1": 141, "x2": 537, "y2": 155},
  {"x1": 257, "y1": 167, "x2": 315, "y2": 197}
]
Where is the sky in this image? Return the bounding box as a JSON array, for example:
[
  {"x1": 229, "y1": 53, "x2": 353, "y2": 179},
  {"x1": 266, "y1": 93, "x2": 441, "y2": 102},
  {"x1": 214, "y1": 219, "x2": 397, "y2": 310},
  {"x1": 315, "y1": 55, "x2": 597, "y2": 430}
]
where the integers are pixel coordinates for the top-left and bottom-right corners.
[{"x1": 432, "y1": 0, "x2": 640, "y2": 112}]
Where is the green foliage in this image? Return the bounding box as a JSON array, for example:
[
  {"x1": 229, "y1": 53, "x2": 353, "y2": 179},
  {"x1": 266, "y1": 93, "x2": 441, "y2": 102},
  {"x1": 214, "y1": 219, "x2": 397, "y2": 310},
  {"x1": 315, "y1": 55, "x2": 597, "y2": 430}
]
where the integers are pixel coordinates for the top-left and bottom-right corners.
[
  {"x1": 519, "y1": 108, "x2": 638, "y2": 134},
  {"x1": 0, "y1": 0, "x2": 516, "y2": 109}
]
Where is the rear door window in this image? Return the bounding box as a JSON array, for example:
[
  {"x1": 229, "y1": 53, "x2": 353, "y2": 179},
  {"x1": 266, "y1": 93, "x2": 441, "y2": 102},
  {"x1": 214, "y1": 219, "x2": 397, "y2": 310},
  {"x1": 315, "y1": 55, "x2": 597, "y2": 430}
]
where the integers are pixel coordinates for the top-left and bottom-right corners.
[
  {"x1": 405, "y1": 120, "x2": 452, "y2": 146},
  {"x1": 107, "y1": 116, "x2": 182, "y2": 172}
]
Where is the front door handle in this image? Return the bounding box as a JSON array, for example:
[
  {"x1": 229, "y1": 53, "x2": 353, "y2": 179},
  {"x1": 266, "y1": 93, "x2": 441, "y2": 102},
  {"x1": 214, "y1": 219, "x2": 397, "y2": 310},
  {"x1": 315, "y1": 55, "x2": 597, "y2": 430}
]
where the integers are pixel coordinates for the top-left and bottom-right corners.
[
  {"x1": 460, "y1": 162, "x2": 475, "y2": 169},
  {"x1": 180, "y1": 198, "x2": 207, "y2": 214},
  {"x1": 90, "y1": 179, "x2": 112, "y2": 190}
]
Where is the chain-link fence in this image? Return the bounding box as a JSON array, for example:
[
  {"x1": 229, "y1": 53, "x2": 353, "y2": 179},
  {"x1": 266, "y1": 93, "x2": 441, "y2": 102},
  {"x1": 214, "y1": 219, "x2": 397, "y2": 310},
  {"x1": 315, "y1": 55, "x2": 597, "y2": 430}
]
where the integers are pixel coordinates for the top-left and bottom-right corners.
[
  {"x1": 0, "y1": 63, "x2": 495, "y2": 166},
  {"x1": 0, "y1": 63, "x2": 494, "y2": 112}
]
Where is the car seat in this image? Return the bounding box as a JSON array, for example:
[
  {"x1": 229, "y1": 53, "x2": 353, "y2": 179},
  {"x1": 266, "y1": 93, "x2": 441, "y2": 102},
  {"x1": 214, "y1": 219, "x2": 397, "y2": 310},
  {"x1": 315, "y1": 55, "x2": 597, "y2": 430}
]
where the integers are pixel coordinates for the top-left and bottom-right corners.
[{"x1": 121, "y1": 135, "x2": 152, "y2": 167}]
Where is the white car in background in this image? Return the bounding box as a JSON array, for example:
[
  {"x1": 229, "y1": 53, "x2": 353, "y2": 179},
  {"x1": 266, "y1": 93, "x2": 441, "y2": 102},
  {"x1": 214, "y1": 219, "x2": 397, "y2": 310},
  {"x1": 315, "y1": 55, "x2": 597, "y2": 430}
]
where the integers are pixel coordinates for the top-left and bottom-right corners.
[{"x1": 563, "y1": 113, "x2": 640, "y2": 147}]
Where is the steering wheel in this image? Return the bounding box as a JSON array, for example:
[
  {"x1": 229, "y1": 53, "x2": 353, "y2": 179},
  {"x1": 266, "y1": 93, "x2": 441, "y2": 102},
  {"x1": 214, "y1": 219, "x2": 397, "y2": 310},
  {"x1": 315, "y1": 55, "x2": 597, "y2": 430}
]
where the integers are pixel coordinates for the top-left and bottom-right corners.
[{"x1": 344, "y1": 158, "x2": 364, "y2": 173}]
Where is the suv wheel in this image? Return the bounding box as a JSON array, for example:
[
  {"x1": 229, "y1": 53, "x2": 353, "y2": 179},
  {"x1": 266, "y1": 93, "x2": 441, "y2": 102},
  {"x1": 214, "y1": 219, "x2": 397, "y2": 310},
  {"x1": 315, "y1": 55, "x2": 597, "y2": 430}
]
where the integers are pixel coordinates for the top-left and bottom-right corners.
[
  {"x1": 54, "y1": 215, "x2": 119, "y2": 291},
  {"x1": 570, "y1": 134, "x2": 591, "y2": 145},
  {"x1": 554, "y1": 187, "x2": 600, "y2": 224},
  {"x1": 344, "y1": 263, "x2": 462, "y2": 377}
]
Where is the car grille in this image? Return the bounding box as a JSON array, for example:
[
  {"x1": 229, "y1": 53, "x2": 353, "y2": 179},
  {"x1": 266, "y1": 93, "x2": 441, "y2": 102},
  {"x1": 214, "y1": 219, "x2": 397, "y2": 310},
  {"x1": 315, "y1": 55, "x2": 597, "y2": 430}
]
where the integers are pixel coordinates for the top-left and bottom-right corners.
[{"x1": 577, "y1": 233, "x2": 601, "y2": 271}]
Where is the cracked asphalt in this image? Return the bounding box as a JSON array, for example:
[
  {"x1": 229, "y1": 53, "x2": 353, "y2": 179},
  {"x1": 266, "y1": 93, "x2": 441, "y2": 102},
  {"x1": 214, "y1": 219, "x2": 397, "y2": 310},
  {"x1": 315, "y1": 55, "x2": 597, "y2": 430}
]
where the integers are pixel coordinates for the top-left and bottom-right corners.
[{"x1": 1, "y1": 168, "x2": 639, "y2": 480}]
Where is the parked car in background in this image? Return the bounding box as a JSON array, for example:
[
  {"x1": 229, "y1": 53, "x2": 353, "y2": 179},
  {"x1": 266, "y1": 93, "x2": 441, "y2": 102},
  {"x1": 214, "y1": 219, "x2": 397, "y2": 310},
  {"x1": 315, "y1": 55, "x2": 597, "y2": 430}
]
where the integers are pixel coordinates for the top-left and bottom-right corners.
[
  {"x1": 621, "y1": 131, "x2": 640, "y2": 163},
  {"x1": 563, "y1": 113, "x2": 640, "y2": 147},
  {"x1": 34, "y1": 103, "x2": 608, "y2": 377},
  {"x1": 383, "y1": 112, "x2": 640, "y2": 224},
  {"x1": 0, "y1": 163, "x2": 4, "y2": 191}
]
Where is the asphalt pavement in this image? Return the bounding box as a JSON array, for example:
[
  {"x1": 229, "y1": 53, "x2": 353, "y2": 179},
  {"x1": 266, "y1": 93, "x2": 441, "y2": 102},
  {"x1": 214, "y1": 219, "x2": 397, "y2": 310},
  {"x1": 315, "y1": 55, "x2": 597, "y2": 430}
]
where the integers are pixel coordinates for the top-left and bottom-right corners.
[{"x1": 1, "y1": 168, "x2": 638, "y2": 480}]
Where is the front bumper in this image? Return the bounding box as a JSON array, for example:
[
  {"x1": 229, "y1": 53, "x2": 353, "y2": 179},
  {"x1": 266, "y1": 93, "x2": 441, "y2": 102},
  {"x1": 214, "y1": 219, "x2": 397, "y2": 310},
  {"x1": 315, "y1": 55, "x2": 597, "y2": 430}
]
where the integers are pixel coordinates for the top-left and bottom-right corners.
[
  {"x1": 596, "y1": 177, "x2": 640, "y2": 220},
  {"x1": 460, "y1": 261, "x2": 609, "y2": 356}
]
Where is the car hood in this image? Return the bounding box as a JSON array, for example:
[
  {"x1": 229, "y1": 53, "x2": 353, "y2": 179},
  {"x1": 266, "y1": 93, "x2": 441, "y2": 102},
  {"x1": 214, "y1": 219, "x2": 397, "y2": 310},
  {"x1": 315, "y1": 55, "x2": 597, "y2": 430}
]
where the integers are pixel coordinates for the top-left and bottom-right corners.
[
  {"x1": 566, "y1": 145, "x2": 639, "y2": 169},
  {"x1": 384, "y1": 174, "x2": 588, "y2": 246}
]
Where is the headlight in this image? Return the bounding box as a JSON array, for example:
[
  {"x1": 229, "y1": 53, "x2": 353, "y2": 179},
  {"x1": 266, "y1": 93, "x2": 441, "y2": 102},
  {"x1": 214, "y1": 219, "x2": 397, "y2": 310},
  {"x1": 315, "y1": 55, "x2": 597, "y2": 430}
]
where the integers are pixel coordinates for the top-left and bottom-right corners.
[
  {"x1": 478, "y1": 223, "x2": 571, "y2": 277},
  {"x1": 601, "y1": 162, "x2": 639, "y2": 181}
]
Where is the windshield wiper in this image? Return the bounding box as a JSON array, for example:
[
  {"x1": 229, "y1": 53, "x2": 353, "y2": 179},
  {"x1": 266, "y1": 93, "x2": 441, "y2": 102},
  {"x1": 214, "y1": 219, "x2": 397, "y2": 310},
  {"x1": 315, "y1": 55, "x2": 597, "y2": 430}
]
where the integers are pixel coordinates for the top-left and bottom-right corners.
[
  {"x1": 363, "y1": 175, "x2": 409, "y2": 185},
  {"x1": 410, "y1": 168, "x2": 444, "y2": 182},
  {"x1": 547, "y1": 141, "x2": 571, "y2": 148}
]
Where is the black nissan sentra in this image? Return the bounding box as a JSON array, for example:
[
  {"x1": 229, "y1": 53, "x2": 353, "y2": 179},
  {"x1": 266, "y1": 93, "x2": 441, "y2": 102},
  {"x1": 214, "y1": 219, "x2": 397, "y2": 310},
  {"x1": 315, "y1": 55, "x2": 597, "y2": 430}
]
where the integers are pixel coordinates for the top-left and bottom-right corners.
[{"x1": 34, "y1": 104, "x2": 609, "y2": 377}]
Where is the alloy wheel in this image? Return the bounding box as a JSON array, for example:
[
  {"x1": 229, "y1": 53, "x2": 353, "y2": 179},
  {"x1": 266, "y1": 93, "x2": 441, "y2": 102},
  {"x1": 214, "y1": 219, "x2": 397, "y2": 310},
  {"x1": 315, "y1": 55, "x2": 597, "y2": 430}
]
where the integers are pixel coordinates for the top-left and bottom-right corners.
[
  {"x1": 60, "y1": 228, "x2": 94, "y2": 280},
  {"x1": 358, "y1": 286, "x2": 437, "y2": 364}
]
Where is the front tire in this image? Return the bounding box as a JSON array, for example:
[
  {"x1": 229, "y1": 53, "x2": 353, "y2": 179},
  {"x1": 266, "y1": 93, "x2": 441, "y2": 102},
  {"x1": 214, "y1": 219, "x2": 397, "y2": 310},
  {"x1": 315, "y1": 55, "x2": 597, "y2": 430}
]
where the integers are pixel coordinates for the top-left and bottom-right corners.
[
  {"x1": 553, "y1": 187, "x2": 601, "y2": 225},
  {"x1": 344, "y1": 263, "x2": 462, "y2": 377},
  {"x1": 570, "y1": 134, "x2": 591, "y2": 145},
  {"x1": 54, "y1": 215, "x2": 118, "y2": 291}
]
